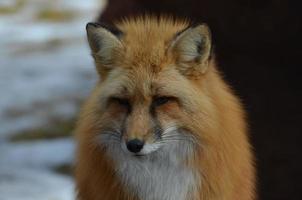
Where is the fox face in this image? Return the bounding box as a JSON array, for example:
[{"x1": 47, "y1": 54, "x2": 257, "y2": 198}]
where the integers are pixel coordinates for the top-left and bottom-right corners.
[{"x1": 86, "y1": 19, "x2": 212, "y2": 158}]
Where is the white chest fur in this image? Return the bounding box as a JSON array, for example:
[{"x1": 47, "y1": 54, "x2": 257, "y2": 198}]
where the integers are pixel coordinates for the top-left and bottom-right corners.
[
  {"x1": 102, "y1": 137, "x2": 199, "y2": 200},
  {"x1": 118, "y1": 155, "x2": 197, "y2": 200}
]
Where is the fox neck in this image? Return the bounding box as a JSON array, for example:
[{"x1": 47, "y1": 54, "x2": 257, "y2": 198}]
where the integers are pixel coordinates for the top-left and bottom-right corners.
[{"x1": 105, "y1": 138, "x2": 200, "y2": 200}]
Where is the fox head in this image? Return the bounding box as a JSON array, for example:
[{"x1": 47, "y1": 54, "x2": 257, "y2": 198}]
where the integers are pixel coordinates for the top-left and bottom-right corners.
[
  {"x1": 85, "y1": 18, "x2": 214, "y2": 157},
  {"x1": 77, "y1": 18, "x2": 255, "y2": 200}
]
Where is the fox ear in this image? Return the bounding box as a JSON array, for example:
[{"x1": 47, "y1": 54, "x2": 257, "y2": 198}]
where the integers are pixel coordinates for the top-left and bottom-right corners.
[
  {"x1": 169, "y1": 24, "x2": 212, "y2": 75},
  {"x1": 86, "y1": 22, "x2": 123, "y2": 70}
]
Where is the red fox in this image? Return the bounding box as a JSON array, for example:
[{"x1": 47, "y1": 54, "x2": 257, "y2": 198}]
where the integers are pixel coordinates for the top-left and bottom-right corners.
[{"x1": 75, "y1": 16, "x2": 256, "y2": 200}]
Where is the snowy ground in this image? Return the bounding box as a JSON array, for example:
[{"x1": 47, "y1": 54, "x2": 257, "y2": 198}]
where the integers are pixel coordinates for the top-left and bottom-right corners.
[
  {"x1": 0, "y1": 0, "x2": 105, "y2": 199},
  {"x1": 0, "y1": 139, "x2": 75, "y2": 200}
]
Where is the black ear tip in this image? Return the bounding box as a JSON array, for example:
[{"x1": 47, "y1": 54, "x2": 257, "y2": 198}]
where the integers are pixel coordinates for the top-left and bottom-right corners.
[
  {"x1": 86, "y1": 22, "x2": 100, "y2": 30},
  {"x1": 189, "y1": 22, "x2": 200, "y2": 28},
  {"x1": 190, "y1": 23, "x2": 210, "y2": 30},
  {"x1": 86, "y1": 22, "x2": 123, "y2": 37}
]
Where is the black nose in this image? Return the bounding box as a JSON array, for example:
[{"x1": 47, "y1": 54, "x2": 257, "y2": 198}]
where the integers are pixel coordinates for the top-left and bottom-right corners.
[{"x1": 126, "y1": 139, "x2": 144, "y2": 153}]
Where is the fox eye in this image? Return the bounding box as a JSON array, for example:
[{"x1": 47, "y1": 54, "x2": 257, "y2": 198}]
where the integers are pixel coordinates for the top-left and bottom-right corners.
[
  {"x1": 110, "y1": 97, "x2": 131, "y2": 109},
  {"x1": 152, "y1": 96, "x2": 174, "y2": 107}
]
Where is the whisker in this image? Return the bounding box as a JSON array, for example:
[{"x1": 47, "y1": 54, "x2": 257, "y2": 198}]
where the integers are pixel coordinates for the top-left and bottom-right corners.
[
  {"x1": 96, "y1": 129, "x2": 123, "y2": 147},
  {"x1": 159, "y1": 132, "x2": 202, "y2": 147}
]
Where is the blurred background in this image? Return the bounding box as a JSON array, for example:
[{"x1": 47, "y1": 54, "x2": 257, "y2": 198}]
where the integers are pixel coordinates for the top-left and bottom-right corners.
[
  {"x1": 0, "y1": 0, "x2": 301, "y2": 200},
  {"x1": 0, "y1": 0, "x2": 103, "y2": 199}
]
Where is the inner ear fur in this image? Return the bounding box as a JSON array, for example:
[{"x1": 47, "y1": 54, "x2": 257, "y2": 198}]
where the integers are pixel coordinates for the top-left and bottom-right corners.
[
  {"x1": 86, "y1": 22, "x2": 123, "y2": 71},
  {"x1": 169, "y1": 24, "x2": 212, "y2": 76}
]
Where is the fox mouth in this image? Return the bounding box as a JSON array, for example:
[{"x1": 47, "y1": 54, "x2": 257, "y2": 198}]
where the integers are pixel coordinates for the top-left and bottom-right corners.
[{"x1": 133, "y1": 153, "x2": 146, "y2": 157}]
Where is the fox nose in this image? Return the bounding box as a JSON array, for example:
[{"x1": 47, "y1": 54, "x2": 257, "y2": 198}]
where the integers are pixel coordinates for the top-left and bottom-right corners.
[{"x1": 126, "y1": 139, "x2": 144, "y2": 153}]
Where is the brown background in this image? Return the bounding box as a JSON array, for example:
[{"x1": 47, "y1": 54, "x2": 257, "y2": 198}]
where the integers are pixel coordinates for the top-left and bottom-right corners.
[{"x1": 98, "y1": 0, "x2": 302, "y2": 199}]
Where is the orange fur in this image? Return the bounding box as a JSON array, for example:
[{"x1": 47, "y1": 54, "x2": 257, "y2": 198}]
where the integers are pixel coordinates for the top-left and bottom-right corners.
[{"x1": 75, "y1": 16, "x2": 256, "y2": 200}]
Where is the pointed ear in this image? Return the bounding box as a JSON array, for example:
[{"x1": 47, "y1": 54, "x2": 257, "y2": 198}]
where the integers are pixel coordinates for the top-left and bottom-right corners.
[
  {"x1": 86, "y1": 22, "x2": 123, "y2": 70},
  {"x1": 169, "y1": 24, "x2": 212, "y2": 75}
]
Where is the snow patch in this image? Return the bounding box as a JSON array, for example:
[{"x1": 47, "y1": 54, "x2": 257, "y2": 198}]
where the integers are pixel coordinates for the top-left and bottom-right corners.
[
  {"x1": 0, "y1": 167, "x2": 75, "y2": 200},
  {"x1": 0, "y1": 138, "x2": 75, "y2": 169}
]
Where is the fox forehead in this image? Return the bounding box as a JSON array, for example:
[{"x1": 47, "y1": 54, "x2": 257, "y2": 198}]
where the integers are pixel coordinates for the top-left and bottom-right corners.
[
  {"x1": 101, "y1": 67, "x2": 175, "y2": 99},
  {"x1": 114, "y1": 19, "x2": 189, "y2": 70},
  {"x1": 101, "y1": 66, "x2": 195, "y2": 100}
]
